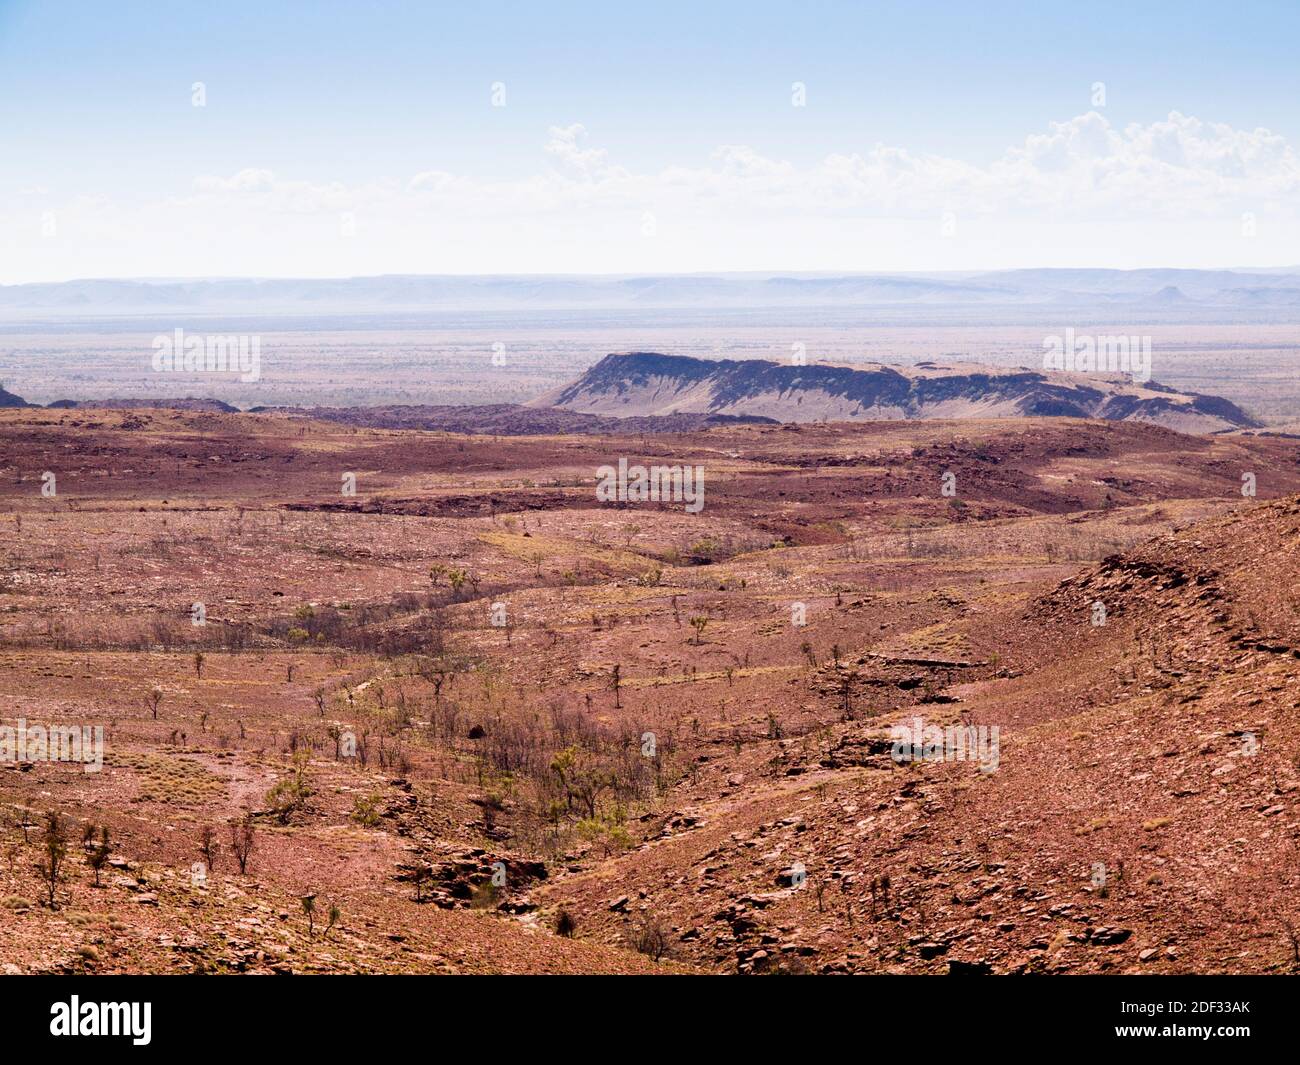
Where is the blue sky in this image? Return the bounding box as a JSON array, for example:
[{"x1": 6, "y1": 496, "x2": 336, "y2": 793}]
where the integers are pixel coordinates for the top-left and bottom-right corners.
[{"x1": 2, "y1": 0, "x2": 1299, "y2": 279}]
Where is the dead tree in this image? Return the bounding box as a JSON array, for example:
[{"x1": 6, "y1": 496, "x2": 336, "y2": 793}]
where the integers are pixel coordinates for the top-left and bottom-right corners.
[
  {"x1": 229, "y1": 818, "x2": 255, "y2": 875},
  {"x1": 198, "y1": 825, "x2": 219, "y2": 872}
]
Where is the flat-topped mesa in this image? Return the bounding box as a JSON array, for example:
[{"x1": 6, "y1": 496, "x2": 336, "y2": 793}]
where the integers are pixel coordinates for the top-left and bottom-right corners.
[
  {"x1": 529, "y1": 352, "x2": 1259, "y2": 433},
  {"x1": 45, "y1": 397, "x2": 240, "y2": 413}
]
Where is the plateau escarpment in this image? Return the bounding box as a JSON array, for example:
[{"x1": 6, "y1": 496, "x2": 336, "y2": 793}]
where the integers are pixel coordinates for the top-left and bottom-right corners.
[{"x1": 531, "y1": 352, "x2": 1258, "y2": 433}]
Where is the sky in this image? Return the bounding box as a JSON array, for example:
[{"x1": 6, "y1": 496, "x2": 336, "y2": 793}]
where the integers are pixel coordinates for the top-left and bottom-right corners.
[{"x1": 2, "y1": 0, "x2": 1299, "y2": 282}]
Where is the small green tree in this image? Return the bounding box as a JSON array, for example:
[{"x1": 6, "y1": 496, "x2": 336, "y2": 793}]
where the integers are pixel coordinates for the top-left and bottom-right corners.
[
  {"x1": 87, "y1": 825, "x2": 110, "y2": 887},
  {"x1": 448, "y1": 569, "x2": 467, "y2": 597},
  {"x1": 38, "y1": 812, "x2": 67, "y2": 909},
  {"x1": 689, "y1": 616, "x2": 709, "y2": 645}
]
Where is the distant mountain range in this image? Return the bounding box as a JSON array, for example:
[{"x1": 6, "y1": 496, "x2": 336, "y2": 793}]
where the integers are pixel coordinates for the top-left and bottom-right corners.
[
  {"x1": 4, "y1": 269, "x2": 1300, "y2": 315},
  {"x1": 531, "y1": 352, "x2": 1258, "y2": 434}
]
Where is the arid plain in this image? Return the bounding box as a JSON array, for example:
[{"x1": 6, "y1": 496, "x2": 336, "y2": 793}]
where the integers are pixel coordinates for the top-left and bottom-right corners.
[
  {"x1": 6, "y1": 319, "x2": 1300, "y2": 426},
  {"x1": 4, "y1": 399, "x2": 1300, "y2": 974}
]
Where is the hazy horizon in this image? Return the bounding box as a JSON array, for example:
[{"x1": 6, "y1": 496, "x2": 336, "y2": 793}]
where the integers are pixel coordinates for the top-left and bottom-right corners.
[{"x1": 8, "y1": 264, "x2": 1300, "y2": 286}]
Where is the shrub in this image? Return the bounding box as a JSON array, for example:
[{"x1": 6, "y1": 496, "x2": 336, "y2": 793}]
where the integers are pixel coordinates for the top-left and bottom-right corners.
[
  {"x1": 631, "y1": 914, "x2": 671, "y2": 962},
  {"x1": 351, "y1": 793, "x2": 383, "y2": 827},
  {"x1": 265, "y1": 755, "x2": 311, "y2": 824},
  {"x1": 470, "y1": 880, "x2": 499, "y2": 910},
  {"x1": 576, "y1": 816, "x2": 634, "y2": 856},
  {"x1": 690, "y1": 537, "x2": 722, "y2": 561}
]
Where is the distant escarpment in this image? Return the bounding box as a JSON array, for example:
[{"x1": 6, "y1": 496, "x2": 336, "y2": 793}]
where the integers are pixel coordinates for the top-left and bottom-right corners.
[{"x1": 530, "y1": 352, "x2": 1259, "y2": 433}]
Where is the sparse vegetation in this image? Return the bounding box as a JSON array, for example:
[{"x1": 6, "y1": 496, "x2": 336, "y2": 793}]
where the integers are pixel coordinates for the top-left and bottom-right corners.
[
  {"x1": 37, "y1": 812, "x2": 68, "y2": 910},
  {"x1": 3, "y1": 395, "x2": 1300, "y2": 978}
]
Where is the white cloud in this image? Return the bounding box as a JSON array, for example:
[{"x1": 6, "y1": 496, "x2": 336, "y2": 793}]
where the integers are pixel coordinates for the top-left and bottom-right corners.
[
  {"x1": 543, "y1": 123, "x2": 617, "y2": 179},
  {"x1": 5, "y1": 111, "x2": 1300, "y2": 282},
  {"x1": 988, "y1": 111, "x2": 1300, "y2": 212}
]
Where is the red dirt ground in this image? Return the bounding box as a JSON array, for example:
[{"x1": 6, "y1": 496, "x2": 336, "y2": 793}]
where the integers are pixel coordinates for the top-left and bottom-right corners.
[{"x1": 2, "y1": 407, "x2": 1298, "y2": 973}]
